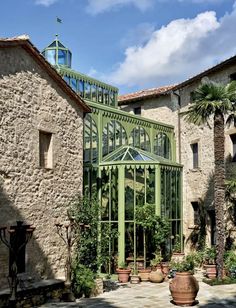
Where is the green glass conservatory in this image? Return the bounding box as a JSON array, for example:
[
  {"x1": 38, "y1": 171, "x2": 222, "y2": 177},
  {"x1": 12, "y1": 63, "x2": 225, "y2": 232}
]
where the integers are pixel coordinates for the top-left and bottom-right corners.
[{"x1": 42, "y1": 37, "x2": 183, "y2": 273}]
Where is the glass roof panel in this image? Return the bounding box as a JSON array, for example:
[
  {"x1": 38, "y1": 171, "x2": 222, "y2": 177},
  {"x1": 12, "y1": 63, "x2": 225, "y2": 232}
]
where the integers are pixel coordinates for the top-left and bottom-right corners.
[{"x1": 103, "y1": 146, "x2": 156, "y2": 162}]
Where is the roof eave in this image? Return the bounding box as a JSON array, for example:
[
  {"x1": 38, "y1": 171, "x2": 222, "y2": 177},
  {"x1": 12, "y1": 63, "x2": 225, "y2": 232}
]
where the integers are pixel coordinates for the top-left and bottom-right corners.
[{"x1": 0, "y1": 38, "x2": 91, "y2": 113}]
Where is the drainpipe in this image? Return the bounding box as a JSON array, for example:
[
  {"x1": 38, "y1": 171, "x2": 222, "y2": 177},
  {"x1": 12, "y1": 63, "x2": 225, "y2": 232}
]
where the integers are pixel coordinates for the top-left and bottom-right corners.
[{"x1": 173, "y1": 90, "x2": 182, "y2": 164}]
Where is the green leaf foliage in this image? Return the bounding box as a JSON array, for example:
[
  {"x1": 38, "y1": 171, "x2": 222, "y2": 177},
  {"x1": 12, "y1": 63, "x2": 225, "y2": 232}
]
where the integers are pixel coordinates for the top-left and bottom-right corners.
[{"x1": 72, "y1": 264, "x2": 96, "y2": 298}]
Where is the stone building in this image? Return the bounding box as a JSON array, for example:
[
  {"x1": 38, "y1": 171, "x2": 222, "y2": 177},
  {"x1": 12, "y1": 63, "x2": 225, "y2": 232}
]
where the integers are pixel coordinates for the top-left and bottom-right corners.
[
  {"x1": 0, "y1": 36, "x2": 90, "y2": 288},
  {"x1": 119, "y1": 56, "x2": 236, "y2": 251}
]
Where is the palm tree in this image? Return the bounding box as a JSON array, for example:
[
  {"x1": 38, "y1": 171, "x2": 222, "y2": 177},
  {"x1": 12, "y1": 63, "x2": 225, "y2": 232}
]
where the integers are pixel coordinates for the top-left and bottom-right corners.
[{"x1": 184, "y1": 80, "x2": 236, "y2": 279}]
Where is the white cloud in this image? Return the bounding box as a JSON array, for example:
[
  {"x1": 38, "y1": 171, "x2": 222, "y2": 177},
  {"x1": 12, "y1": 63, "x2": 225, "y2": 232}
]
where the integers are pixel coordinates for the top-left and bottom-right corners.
[
  {"x1": 35, "y1": 0, "x2": 59, "y2": 6},
  {"x1": 86, "y1": 0, "x2": 153, "y2": 15},
  {"x1": 105, "y1": 4, "x2": 236, "y2": 88}
]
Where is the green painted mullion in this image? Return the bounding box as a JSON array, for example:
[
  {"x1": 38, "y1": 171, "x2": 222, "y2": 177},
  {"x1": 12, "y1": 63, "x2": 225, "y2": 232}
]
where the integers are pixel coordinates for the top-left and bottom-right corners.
[
  {"x1": 180, "y1": 170, "x2": 184, "y2": 252},
  {"x1": 118, "y1": 166, "x2": 125, "y2": 265},
  {"x1": 97, "y1": 168, "x2": 102, "y2": 274},
  {"x1": 98, "y1": 111, "x2": 103, "y2": 163},
  {"x1": 155, "y1": 165, "x2": 161, "y2": 216},
  {"x1": 134, "y1": 168, "x2": 137, "y2": 270},
  {"x1": 144, "y1": 167, "x2": 147, "y2": 205}
]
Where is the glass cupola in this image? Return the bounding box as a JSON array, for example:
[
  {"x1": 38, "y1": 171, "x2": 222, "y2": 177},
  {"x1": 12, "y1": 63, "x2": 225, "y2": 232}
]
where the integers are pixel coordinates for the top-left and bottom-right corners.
[{"x1": 42, "y1": 35, "x2": 72, "y2": 68}]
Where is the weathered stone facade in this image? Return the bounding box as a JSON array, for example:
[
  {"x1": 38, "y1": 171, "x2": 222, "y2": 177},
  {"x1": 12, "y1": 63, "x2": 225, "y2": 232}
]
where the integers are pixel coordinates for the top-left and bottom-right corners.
[
  {"x1": 119, "y1": 58, "x2": 236, "y2": 251},
  {"x1": 0, "y1": 40, "x2": 88, "y2": 289}
]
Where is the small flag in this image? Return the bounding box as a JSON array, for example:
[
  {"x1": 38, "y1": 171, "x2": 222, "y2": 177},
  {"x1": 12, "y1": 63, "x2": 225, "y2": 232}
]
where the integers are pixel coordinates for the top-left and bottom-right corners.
[{"x1": 56, "y1": 17, "x2": 62, "y2": 23}]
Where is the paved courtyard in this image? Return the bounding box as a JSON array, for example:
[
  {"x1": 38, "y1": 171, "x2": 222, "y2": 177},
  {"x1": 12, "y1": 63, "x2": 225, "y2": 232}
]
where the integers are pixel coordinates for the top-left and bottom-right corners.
[{"x1": 39, "y1": 280, "x2": 236, "y2": 308}]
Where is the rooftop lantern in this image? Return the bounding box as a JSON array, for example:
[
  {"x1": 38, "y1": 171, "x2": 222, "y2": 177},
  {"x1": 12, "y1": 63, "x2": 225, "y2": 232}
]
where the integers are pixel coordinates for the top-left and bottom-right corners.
[{"x1": 42, "y1": 35, "x2": 72, "y2": 68}]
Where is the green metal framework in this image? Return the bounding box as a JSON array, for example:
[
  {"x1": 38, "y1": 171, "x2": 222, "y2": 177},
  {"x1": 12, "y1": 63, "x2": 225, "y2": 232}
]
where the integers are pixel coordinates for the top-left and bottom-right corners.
[{"x1": 42, "y1": 38, "x2": 183, "y2": 272}]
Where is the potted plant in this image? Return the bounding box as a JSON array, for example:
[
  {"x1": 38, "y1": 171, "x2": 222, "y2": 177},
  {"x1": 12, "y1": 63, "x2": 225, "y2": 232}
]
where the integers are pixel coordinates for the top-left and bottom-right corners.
[
  {"x1": 130, "y1": 268, "x2": 140, "y2": 284},
  {"x1": 203, "y1": 247, "x2": 217, "y2": 279},
  {"x1": 169, "y1": 256, "x2": 199, "y2": 306},
  {"x1": 224, "y1": 249, "x2": 236, "y2": 278},
  {"x1": 149, "y1": 252, "x2": 164, "y2": 283},
  {"x1": 116, "y1": 262, "x2": 131, "y2": 283},
  {"x1": 171, "y1": 234, "x2": 185, "y2": 262}
]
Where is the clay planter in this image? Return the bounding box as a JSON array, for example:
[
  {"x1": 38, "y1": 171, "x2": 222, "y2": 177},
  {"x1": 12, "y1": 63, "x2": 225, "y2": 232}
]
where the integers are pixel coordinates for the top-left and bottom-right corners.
[
  {"x1": 149, "y1": 269, "x2": 164, "y2": 283},
  {"x1": 138, "y1": 268, "x2": 151, "y2": 282},
  {"x1": 161, "y1": 262, "x2": 169, "y2": 278},
  {"x1": 204, "y1": 264, "x2": 217, "y2": 279},
  {"x1": 130, "y1": 275, "x2": 140, "y2": 284},
  {"x1": 116, "y1": 268, "x2": 131, "y2": 283},
  {"x1": 169, "y1": 272, "x2": 199, "y2": 306}
]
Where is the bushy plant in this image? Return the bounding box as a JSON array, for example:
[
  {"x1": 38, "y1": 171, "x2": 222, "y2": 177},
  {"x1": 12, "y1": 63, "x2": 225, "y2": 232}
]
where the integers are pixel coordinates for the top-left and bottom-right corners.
[
  {"x1": 224, "y1": 249, "x2": 236, "y2": 277},
  {"x1": 170, "y1": 255, "x2": 195, "y2": 274},
  {"x1": 172, "y1": 234, "x2": 182, "y2": 253},
  {"x1": 203, "y1": 247, "x2": 216, "y2": 265},
  {"x1": 118, "y1": 262, "x2": 128, "y2": 269},
  {"x1": 72, "y1": 264, "x2": 96, "y2": 298},
  {"x1": 187, "y1": 251, "x2": 204, "y2": 268},
  {"x1": 150, "y1": 252, "x2": 163, "y2": 267}
]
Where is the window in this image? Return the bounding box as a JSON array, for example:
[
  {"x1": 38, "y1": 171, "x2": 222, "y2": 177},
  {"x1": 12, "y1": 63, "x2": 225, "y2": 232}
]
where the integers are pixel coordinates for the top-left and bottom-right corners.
[
  {"x1": 230, "y1": 134, "x2": 236, "y2": 162},
  {"x1": 191, "y1": 202, "x2": 200, "y2": 225},
  {"x1": 134, "y1": 106, "x2": 141, "y2": 115},
  {"x1": 191, "y1": 143, "x2": 199, "y2": 169},
  {"x1": 39, "y1": 131, "x2": 53, "y2": 168},
  {"x1": 230, "y1": 73, "x2": 236, "y2": 81}
]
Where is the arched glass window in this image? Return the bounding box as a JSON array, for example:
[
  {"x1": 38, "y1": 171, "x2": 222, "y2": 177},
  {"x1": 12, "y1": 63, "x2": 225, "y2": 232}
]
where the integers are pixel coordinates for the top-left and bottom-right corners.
[
  {"x1": 129, "y1": 127, "x2": 150, "y2": 151},
  {"x1": 102, "y1": 121, "x2": 127, "y2": 157},
  {"x1": 154, "y1": 132, "x2": 171, "y2": 159},
  {"x1": 84, "y1": 115, "x2": 98, "y2": 163}
]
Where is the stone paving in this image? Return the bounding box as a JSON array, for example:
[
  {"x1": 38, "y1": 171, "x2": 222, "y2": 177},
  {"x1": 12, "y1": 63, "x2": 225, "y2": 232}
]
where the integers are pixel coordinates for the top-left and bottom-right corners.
[{"x1": 39, "y1": 279, "x2": 236, "y2": 308}]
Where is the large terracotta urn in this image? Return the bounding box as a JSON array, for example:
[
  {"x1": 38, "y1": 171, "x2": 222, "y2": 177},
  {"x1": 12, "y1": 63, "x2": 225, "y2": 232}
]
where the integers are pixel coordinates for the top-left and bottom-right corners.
[
  {"x1": 138, "y1": 268, "x2": 151, "y2": 282},
  {"x1": 169, "y1": 272, "x2": 199, "y2": 306},
  {"x1": 149, "y1": 269, "x2": 164, "y2": 283}
]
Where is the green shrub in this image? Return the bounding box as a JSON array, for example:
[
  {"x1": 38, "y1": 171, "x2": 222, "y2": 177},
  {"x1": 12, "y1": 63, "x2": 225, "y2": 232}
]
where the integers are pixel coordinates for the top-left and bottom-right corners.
[
  {"x1": 170, "y1": 255, "x2": 195, "y2": 273},
  {"x1": 72, "y1": 264, "x2": 96, "y2": 298},
  {"x1": 203, "y1": 277, "x2": 236, "y2": 286}
]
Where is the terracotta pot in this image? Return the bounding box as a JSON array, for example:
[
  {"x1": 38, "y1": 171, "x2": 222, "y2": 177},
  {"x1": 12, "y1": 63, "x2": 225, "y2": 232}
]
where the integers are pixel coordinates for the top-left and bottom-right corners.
[
  {"x1": 138, "y1": 268, "x2": 151, "y2": 282},
  {"x1": 169, "y1": 272, "x2": 199, "y2": 306},
  {"x1": 161, "y1": 262, "x2": 169, "y2": 278},
  {"x1": 130, "y1": 275, "x2": 140, "y2": 284},
  {"x1": 116, "y1": 268, "x2": 131, "y2": 283},
  {"x1": 204, "y1": 264, "x2": 217, "y2": 279},
  {"x1": 149, "y1": 269, "x2": 164, "y2": 283},
  {"x1": 204, "y1": 264, "x2": 226, "y2": 279}
]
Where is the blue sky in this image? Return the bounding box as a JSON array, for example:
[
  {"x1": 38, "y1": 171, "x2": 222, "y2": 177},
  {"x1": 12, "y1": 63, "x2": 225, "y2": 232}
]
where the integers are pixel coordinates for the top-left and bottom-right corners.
[{"x1": 1, "y1": 0, "x2": 236, "y2": 94}]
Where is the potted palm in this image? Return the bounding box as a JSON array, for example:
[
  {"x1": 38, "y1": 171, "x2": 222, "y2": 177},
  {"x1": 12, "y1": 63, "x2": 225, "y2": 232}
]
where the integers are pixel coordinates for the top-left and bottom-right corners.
[
  {"x1": 116, "y1": 262, "x2": 131, "y2": 283},
  {"x1": 169, "y1": 256, "x2": 199, "y2": 306}
]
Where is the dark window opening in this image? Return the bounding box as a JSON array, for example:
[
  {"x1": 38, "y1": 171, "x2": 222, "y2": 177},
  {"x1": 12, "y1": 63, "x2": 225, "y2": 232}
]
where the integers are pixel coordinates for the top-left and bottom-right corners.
[
  {"x1": 134, "y1": 106, "x2": 141, "y2": 115},
  {"x1": 208, "y1": 210, "x2": 216, "y2": 246},
  {"x1": 230, "y1": 134, "x2": 236, "y2": 162},
  {"x1": 39, "y1": 131, "x2": 52, "y2": 168},
  {"x1": 191, "y1": 143, "x2": 199, "y2": 169},
  {"x1": 191, "y1": 202, "x2": 200, "y2": 225},
  {"x1": 230, "y1": 73, "x2": 236, "y2": 81}
]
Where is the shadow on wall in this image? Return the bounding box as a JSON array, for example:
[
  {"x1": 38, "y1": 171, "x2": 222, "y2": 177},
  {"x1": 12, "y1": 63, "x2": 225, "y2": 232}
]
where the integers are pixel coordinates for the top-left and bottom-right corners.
[
  {"x1": 0, "y1": 174, "x2": 54, "y2": 289},
  {"x1": 186, "y1": 173, "x2": 214, "y2": 250}
]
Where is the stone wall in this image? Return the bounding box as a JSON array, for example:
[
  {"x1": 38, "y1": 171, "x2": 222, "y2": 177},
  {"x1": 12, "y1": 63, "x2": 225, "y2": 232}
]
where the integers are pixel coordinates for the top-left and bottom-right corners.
[
  {"x1": 119, "y1": 62, "x2": 236, "y2": 251},
  {"x1": 0, "y1": 46, "x2": 84, "y2": 288}
]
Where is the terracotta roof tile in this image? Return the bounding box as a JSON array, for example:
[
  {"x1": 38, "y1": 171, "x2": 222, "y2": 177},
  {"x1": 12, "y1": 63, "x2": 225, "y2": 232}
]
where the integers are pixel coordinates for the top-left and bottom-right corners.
[{"x1": 118, "y1": 85, "x2": 175, "y2": 105}]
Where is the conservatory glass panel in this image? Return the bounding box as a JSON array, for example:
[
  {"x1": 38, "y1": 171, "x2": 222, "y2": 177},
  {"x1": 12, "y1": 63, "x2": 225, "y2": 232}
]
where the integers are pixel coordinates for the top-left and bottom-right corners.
[
  {"x1": 70, "y1": 78, "x2": 77, "y2": 92},
  {"x1": 154, "y1": 132, "x2": 171, "y2": 159},
  {"x1": 129, "y1": 127, "x2": 150, "y2": 152},
  {"x1": 101, "y1": 170, "x2": 109, "y2": 221},
  {"x1": 45, "y1": 50, "x2": 56, "y2": 65},
  {"x1": 98, "y1": 87, "x2": 103, "y2": 103},
  {"x1": 84, "y1": 82, "x2": 91, "y2": 99},
  {"x1": 68, "y1": 51, "x2": 72, "y2": 67},
  {"x1": 146, "y1": 168, "x2": 155, "y2": 204},
  {"x1": 102, "y1": 121, "x2": 127, "y2": 157},
  {"x1": 91, "y1": 85, "x2": 97, "y2": 102},
  {"x1": 58, "y1": 49, "x2": 67, "y2": 65},
  {"x1": 84, "y1": 115, "x2": 98, "y2": 163},
  {"x1": 63, "y1": 75, "x2": 70, "y2": 85},
  {"x1": 78, "y1": 80, "x2": 84, "y2": 97},
  {"x1": 136, "y1": 168, "x2": 145, "y2": 208},
  {"x1": 125, "y1": 168, "x2": 134, "y2": 220},
  {"x1": 104, "y1": 89, "x2": 109, "y2": 105}
]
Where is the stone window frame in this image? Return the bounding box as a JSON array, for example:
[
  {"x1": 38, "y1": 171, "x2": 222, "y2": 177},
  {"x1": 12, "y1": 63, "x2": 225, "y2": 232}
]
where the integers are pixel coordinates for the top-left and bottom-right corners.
[
  {"x1": 38, "y1": 130, "x2": 53, "y2": 169},
  {"x1": 226, "y1": 128, "x2": 236, "y2": 162},
  {"x1": 190, "y1": 138, "x2": 201, "y2": 170}
]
